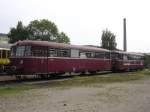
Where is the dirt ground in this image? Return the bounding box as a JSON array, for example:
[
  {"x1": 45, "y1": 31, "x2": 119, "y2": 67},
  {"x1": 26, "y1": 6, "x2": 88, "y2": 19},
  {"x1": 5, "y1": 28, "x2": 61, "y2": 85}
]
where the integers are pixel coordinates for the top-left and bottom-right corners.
[{"x1": 1, "y1": 77, "x2": 150, "y2": 112}]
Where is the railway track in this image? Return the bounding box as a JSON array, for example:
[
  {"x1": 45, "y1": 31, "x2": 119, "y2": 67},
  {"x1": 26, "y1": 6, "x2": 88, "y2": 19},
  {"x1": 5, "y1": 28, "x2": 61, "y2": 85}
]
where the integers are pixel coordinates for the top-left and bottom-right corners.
[
  {"x1": 0, "y1": 75, "x2": 73, "y2": 86},
  {"x1": 0, "y1": 71, "x2": 112, "y2": 86}
]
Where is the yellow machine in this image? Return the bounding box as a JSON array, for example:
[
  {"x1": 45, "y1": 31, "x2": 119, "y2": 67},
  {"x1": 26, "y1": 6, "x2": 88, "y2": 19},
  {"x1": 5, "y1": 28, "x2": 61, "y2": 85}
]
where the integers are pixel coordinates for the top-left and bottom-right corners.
[{"x1": 0, "y1": 48, "x2": 10, "y2": 65}]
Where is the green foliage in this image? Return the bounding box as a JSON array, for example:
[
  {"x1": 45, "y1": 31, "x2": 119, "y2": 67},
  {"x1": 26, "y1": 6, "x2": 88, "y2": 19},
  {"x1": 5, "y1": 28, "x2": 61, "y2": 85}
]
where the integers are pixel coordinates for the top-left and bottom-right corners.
[
  {"x1": 57, "y1": 32, "x2": 70, "y2": 44},
  {"x1": 27, "y1": 19, "x2": 59, "y2": 41},
  {"x1": 143, "y1": 54, "x2": 150, "y2": 68},
  {"x1": 101, "y1": 29, "x2": 117, "y2": 50},
  {"x1": 8, "y1": 21, "x2": 29, "y2": 43},
  {"x1": 0, "y1": 85, "x2": 34, "y2": 95},
  {"x1": 8, "y1": 19, "x2": 70, "y2": 44}
]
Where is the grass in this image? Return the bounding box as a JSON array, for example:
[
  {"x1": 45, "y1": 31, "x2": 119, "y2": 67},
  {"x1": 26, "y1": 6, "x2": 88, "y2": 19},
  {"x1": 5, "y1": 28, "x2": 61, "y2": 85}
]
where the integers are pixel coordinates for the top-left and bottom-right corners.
[
  {"x1": 0, "y1": 69, "x2": 150, "y2": 94},
  {"x1": 0, "y1": 85, "x2": 34, "y2": 95}
]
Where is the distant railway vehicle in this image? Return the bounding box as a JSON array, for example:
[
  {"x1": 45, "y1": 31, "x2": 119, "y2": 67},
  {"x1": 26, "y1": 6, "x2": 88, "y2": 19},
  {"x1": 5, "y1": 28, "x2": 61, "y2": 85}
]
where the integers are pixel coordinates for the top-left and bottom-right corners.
[
  {"x1": 111, "y1": 51, "x2": 144, "y2": 71},
  {"x1": 10, "y1": 40, "x2": 112, "y2": 76}
]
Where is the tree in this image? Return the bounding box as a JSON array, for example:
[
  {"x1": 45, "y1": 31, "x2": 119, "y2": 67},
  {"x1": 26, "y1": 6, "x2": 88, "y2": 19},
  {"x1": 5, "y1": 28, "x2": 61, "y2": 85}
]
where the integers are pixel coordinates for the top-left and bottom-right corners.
[
  {"x1": 144, "y1": 54, "x2": 150, "y2": 68},
  {"x1": 8, "y1": 21, "x2": 29, "y2": 43},
  {"x1": 101, "y1": 29, "x2": 117, "y2": 50},
  {"x1": 27, "y1": 19, "x2": 59, "y2": 41},
  {"x1": 8, "y1": 19, "x2": 70, "y2": 44},
  {"x1": 57, "y1": 32, "x2": 70, "y2": 44}
]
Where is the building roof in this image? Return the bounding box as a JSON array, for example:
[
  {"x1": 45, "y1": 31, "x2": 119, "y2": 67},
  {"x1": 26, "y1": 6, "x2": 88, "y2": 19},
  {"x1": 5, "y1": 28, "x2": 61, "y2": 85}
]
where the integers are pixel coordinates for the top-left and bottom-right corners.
[
  {"x1": 0, "y1": 33, "x2": 7, "y2": 37},
  {"x1": 0, "y1": 43, "x2": 11, "y2": 49}
]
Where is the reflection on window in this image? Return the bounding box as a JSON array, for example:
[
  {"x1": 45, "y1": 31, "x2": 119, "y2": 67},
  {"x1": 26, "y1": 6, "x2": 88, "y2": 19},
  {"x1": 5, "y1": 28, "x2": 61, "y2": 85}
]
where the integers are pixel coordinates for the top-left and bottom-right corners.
[{"x1": 16, "y1": 46, "x2": 25, "y2": 56}]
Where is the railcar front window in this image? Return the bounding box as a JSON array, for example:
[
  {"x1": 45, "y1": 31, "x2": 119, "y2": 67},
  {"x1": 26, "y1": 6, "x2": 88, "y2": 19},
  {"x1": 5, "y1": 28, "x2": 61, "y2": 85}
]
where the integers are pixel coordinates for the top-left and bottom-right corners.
[
  {"x1": 16, "y1": 46, "x2": 25, "y2": 56},
  {"x1": 24, "y1": 46, "x2": 31, "y2": 56}
]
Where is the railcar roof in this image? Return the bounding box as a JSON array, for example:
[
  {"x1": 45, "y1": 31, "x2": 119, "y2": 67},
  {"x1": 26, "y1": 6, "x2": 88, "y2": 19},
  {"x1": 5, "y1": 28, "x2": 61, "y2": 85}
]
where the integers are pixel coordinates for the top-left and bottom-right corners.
[
  {"x1": 13, "y1": 40, "x2": 110, "y2": 52},
  {"x1": 112, "y1": 50, "x2": 144, "y2": 56}
]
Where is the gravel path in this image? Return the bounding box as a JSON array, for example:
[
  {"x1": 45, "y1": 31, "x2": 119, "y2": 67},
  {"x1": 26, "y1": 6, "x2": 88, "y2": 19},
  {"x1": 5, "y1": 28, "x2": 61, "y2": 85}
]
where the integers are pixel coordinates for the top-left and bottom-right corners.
[{"x1": 1, "y1": 78, "x2": 150, "y2": 112}]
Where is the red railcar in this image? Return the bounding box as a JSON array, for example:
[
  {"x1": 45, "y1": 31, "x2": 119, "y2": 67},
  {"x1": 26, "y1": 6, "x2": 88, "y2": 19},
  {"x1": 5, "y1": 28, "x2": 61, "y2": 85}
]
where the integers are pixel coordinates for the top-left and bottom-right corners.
[
  {"x1": 111, "y1": 51, "x2": 144, "y2": 71},
  {"x1": 10, "y1": 40, "x2": 111, "y2": 75}
]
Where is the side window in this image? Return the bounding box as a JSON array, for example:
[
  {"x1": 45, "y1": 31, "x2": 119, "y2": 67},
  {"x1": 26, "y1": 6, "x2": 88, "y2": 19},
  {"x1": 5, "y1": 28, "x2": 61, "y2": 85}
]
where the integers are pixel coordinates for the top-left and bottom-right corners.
[
  {"x1": 140, "y1": 56, "x2": 144, "y2": 60},
  {"x1": 80, "y1": 52, "x2": 87, "y2": 59},
  {"x1": 48, "y1": 48, "x2": 57, "y2": 57},
  {"x1": 57, "y1": 49, "x2": 70, "y2": 57},
  {"x1": 128, "y1": 55, "x2": 132, "y2": 60},
  {"x1": 111, "y1": 52, "x2": 117, "y2": 59},
  {"x1": 118, "y1": 53, "x2": 123, "y2": 60},
  {"x1": 85, "y1": 52, "x2": 94, "y2": 58},
  {"x1": 123, "y1": 54, "x2": 128, "y2": 60},
  {"x1": 71, "y1": 49, "x2": 79, "y2": 58},
  {"x1": 79, "y1": 52, "x2": 95, "y2": 58},
  {"x1": 105, "y1": 52, "x2": 110, "y2": 59},
  {"x1": 94, "y1": 52, "x2": 105, "y2": 59},
  {"x1": 31, "y1": 46, "x2": 47, "y2": 57}
]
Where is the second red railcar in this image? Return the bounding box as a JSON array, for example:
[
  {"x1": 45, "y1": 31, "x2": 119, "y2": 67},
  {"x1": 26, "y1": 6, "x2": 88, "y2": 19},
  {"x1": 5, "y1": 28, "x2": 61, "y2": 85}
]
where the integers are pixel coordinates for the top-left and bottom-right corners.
[{"x1": 111, "y1": 51, "x2": 144, "y2": 71}]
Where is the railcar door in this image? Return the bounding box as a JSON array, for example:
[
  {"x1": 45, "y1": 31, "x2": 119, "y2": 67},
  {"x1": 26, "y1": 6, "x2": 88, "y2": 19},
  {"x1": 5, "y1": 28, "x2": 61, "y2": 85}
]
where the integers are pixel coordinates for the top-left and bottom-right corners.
[{"x1": 32, "y1": 46, "x2": 48, "y2": 74}]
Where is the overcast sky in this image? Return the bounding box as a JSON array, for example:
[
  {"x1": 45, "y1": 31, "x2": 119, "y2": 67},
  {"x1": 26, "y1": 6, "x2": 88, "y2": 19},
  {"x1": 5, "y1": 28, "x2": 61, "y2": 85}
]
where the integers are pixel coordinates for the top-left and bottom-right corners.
[{"x1": 0, "y1": 0, "x2": 150, "y2": 52}]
